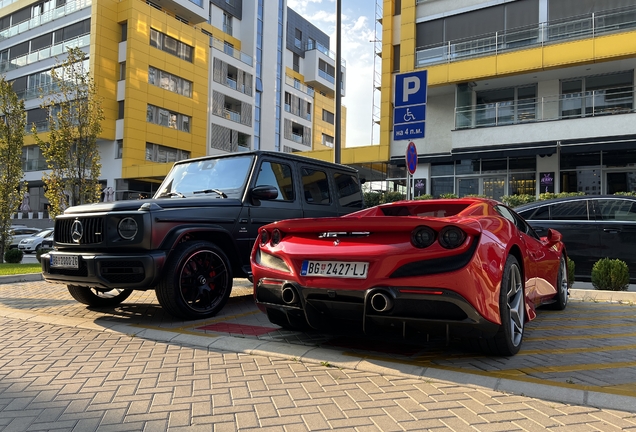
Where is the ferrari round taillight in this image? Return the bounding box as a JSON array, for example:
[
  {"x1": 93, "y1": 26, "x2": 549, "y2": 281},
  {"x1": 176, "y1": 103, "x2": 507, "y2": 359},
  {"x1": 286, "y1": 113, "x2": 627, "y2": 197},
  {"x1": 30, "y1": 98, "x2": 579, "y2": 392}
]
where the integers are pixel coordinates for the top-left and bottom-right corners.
[
  {"x1": 411, "y1": 226, "x2": 436, "y2": 248},
  {"x1": 438, "y1": 226, "x2": 466, "y2": 249},
  {"x1": 260, "y1": 230, "x2": 269, "y2": 246},
  {"x1": 271, "y1": 229, "x2": 282, "y2": 246}
]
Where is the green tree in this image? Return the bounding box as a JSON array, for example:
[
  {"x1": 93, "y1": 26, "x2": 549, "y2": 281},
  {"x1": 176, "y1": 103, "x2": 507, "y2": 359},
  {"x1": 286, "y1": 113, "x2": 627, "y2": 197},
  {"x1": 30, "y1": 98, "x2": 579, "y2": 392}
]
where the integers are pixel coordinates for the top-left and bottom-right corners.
[
  {"x1": 34, "y1": 47, "x2": 103, "y2": 218},
  {"x1": 0, "y1": 77, "x2": 26, "y2": 263}
]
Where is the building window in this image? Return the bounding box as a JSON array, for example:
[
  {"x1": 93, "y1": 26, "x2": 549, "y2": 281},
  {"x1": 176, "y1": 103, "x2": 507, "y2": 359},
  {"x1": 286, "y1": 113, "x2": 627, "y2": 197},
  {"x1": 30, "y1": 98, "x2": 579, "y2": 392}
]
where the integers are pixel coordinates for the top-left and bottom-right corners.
[
  {"x1": 293, "y1": 53, "x2": 300, "y2": 73},
  {"x1": 560, "y1": 71, "x2": 633, "y2": 119},
  {"x1": 120, "y1": 22, "x2": 127, "y2": 41},
  {"x1": 118, "y1": 101, "x2": 124, "y2": 119},
  {"x1": 149, "y1": 28, "x2": 193, "y2": 62},
  {"x1": 322, "y1": 133, "x2": 334, "y2": 147},
  {"x1": 145, "y1": 142, "x2": 190, "y2": 163},
  {"x1": 116, "y1": 140, "x2": 123, "y2": 159},
  {"x1": 294, "y1": 28, "x2": 302, "y2": 49},
  {"x1": 322, "y1": 109, "x2": 334, "y2": 124},
  {"x1": 223, "y1": 13, "x2": 233, "y2": 35},
  {"x1": 21, "y1": 145, "x2": 46, "y2": 171},
  {"x1": 119, "y1": 62, "x2": 126, "y2": 81},
  {"x1": 148, "y1": 66, "x2": 192, "y2": 97},
  {"x1": 146, "y1": 104, "x2": 191, "y2": 132}
]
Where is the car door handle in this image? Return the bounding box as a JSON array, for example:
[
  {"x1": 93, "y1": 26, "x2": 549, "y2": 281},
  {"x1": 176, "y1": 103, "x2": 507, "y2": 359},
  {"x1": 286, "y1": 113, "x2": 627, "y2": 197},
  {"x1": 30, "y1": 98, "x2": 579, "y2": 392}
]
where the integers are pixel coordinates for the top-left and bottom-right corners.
[
  {"x1": 603, "y1": 228, "x2": 621, "y2": 234},
  {"x1": 534, "y1": 227, "x2": 546, "y2": 233}
]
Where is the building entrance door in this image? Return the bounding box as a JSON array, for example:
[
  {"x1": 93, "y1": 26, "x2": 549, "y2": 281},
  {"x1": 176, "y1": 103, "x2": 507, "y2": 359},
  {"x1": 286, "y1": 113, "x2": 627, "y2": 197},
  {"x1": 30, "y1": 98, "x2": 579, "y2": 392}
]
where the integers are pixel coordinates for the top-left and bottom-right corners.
[{"x1": 483, "y1": 176, "x2": 506, "y2": 201}]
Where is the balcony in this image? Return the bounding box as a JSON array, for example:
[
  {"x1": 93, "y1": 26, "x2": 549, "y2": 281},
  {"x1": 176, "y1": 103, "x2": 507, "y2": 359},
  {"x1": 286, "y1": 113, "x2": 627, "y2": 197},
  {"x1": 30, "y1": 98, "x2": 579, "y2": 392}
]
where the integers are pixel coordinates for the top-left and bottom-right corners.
[
  {"x1": 455, "y1": 86, "x2": 635, "y2": 129},
  {"x1": 15, "y1": 82, "x2": 63, "y2": 102},
  {"x1": 0, "y1": 0, "x2": 92, "y2": 41},
  {"x1": 302, "y1": 52, "x2": 345, "y2": 97},
  {"x1": 210, "y1": 37, "x2": 253, "y2": 66},
  {"x1": 417, "y1": 6, "x2": 636, "y2": 67},
  {"x1": 0, "y1": 33, "x2": 90, "y2": 74},
  {"x1": 285, "y1": 75, "x2": 314, "y2": 97},
  {"x1": 22, "y1": 159, "x2": 48, "y2": 172},
  {"x1": 223, "y1": 108, "x2": 241, "y2": 123}
]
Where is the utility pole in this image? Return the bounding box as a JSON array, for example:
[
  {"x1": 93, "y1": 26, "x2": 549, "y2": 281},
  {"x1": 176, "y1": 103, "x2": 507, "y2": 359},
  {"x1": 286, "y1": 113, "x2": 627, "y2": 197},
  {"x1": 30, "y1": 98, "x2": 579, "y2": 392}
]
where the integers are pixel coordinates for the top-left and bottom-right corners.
[{"x1": 334, "y1": 0, "x2": 342, "y2": 164}]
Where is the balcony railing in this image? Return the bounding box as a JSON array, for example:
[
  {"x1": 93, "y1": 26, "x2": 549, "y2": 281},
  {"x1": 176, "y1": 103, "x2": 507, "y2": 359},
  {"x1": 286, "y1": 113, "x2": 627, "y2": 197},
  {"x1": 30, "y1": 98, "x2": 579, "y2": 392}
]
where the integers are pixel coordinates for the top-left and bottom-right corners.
[
  {"x1": 318, "y1": 69, "x2": 335, "y2": 84},
  {"x1": 455, "y1": 86, "x2": 635, "y2": 129},
  {"x1": 15, "y1": 82, "x2": 62, "y2": 102},
  {"x1": 0, "y1": 0, "x2": 92, "y2": 41},
  {"x1": 210, "y1": 37, "x2": 253, "y2": 66},
  {"x1": 285, "y1": 75, "x2": 314, "y2": 97},
  {"x1": 25, "y1": 120, "x2": 50, "y2": 134},
  {"x1": 290, "y1": 133, "x2": 303, "y2": 144},
  {"x1": 0, "y1": 0, "x2": 19, "y2": 9},
  {"x1": 305, "y1": 40, "x2": 346, "y2": 67},
  {"x1": 22, "y1": 159, "x2": 48, "y2": 172},
  {"x1": 417, "y1": 6, "x2": 636, "y2": 67},
  {"x1": 0, "y1": 33, "x2": 90, "y2": 74},
  {"x1": 223, "y1": 108, "x2": 241, "y2": 123}
]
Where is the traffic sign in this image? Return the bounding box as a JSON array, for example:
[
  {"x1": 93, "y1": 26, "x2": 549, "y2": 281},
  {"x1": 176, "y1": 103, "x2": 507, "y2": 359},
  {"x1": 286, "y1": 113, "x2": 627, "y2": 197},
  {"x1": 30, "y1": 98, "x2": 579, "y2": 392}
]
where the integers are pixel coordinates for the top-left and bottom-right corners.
[
  {"x1": 406, "y1": 141, "x2": 417, "y2": 175},
  {"x1": 394, "y1": 105, "x2": 426, "y2": 126},
  {"x1": 393, "y1": 71, "x2": 428, "y2": 141},
  {"x1": 394, "y1": 71, "x2": 428, "y2": 107},
  {"x1": 394, "y1": 122, "x2": 425, "y2": 141}
]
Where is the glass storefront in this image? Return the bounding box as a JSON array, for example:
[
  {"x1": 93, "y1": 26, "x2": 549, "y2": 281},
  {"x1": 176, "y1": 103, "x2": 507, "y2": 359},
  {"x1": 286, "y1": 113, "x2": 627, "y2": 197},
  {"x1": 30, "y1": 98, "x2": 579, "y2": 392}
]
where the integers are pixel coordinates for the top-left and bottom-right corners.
[{"x1": 430, "y1": 156, "x2": 536, "y2": 199}]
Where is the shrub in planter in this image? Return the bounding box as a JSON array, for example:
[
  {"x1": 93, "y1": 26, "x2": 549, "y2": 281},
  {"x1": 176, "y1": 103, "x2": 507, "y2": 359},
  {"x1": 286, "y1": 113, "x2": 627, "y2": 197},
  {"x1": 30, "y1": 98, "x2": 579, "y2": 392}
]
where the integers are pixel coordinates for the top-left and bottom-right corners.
[
  {"x1": 363, "y1": 192, "x2": 382, "y2": 208},
  {"x1": 501, "y1": 194, "x2": 536, "y2": 208},
  {"x1": 36, "y1": 248, "x2": 52, "y2": 264},
  {"x1": 382, "y1": 191, "x2": 405, "y2": 203},
  {"x1": 439, "y1": 193, "x2": 458, "y2": 199},
  {"x1": 591, "y1": 258, "x2": 629, "y2": 291},
  {"x1": 567, "y1": 257, "x2": 575, "y2": 289},
  {"x1": 413, "y1": 194, "x2": 433, "y2": 200},
  {"x1": 4, "y1": 248, "x2": 23, "y2": 264}
]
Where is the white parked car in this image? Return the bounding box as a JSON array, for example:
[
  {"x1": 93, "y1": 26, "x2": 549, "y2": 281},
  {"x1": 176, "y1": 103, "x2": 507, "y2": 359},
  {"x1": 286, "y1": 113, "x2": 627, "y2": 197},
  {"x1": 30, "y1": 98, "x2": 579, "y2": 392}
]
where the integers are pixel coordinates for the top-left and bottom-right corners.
[
  {"x1": 9, "y1": 227, "x2": 41, "y2": 249},
  {"x1": 17, "y1": 228, "x2": 53, "y2": 253}
]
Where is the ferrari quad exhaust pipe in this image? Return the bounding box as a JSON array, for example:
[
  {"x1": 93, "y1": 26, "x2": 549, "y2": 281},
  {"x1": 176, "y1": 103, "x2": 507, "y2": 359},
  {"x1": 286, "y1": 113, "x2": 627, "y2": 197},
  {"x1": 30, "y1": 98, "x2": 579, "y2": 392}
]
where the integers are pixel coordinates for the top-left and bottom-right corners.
[
  {"x1": 370, "y1": 292, "x2": 393, "y2": 313},
  {"x1": 281, "y1": 285, "x2": 299, "y2": 305}
]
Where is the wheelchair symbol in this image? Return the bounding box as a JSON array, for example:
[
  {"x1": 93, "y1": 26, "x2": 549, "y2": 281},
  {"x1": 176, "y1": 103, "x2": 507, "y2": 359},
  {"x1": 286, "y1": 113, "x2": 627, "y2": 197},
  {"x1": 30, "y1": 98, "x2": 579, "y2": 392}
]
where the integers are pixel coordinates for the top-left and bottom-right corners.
[{"x1": 403, "y1": 108, "x2": 416, "y2": 122}]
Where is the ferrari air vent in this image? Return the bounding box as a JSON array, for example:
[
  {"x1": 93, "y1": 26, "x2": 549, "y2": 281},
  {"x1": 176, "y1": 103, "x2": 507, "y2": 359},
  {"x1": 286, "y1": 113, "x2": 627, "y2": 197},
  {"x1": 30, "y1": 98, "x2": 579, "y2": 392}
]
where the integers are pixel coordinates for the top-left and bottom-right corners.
[{"x1": 318, "y1": 232, "x2": 370, "y2": 238}]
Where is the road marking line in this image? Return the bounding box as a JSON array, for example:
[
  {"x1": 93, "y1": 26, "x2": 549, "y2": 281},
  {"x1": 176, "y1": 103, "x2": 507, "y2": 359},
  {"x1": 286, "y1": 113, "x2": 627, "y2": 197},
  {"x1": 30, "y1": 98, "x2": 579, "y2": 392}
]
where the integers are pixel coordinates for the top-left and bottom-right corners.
[
  {"x1": 341, "y1": 352, "x2": 636, "y2": 397},
  {"x1": 524, "y1": 331, "x2": 636, "y2": 342}
]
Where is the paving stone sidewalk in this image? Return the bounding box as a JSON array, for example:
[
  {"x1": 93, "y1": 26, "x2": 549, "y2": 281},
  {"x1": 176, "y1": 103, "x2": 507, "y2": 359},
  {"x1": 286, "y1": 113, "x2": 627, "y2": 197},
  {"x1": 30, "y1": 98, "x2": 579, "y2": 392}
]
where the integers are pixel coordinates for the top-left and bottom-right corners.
[
  {"x1": 1, "y1": 316, "x2": 636, "y2": 432},
  {"x1": 1, "y1": 278, "x2": 636, "y2": 430}
]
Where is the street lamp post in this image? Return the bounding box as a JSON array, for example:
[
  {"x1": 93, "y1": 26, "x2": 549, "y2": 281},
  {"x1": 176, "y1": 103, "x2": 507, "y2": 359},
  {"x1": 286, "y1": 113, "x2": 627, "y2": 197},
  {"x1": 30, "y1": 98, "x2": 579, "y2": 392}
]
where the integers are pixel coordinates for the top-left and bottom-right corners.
[{"x1": 335, "y1": 0, "x2": 342, "y2": 164}]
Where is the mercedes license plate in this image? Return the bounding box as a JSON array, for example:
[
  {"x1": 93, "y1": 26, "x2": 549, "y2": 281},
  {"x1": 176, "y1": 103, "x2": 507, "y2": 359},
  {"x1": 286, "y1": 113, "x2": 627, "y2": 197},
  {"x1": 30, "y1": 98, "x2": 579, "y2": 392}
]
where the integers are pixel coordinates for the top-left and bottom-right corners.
[
  {"x1": 301, "y1": 260, "x2": 368, "y2": 279},
  {"x1": 50, "y1": 254, "x2": 79, "y2": 269}
]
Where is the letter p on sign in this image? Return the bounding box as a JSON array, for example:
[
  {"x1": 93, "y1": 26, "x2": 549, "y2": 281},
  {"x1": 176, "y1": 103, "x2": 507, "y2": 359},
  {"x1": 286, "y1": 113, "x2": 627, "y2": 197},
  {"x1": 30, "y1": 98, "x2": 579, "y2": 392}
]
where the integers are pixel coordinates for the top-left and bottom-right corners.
[
  {"x1": 394, "y1": 71, "x2": 428, "y2": 108},
  {"x1": 403, "y1": 77, "x2": 420, "y2": 102}
]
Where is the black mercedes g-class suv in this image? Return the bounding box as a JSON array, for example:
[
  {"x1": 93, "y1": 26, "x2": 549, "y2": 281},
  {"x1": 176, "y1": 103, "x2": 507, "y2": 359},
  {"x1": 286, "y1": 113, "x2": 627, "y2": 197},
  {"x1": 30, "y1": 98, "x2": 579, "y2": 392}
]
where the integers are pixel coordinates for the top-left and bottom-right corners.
[{"x1": 41, "y1": 151, "x2": 364, "y2": 320}]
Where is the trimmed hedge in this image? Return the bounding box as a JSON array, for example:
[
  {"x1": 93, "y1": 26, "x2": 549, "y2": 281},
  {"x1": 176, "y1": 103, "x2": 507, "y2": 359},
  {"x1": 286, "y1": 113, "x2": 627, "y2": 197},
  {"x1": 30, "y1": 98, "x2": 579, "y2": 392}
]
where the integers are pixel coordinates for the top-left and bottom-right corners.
[
  {"x1": 4, "y1": 248, "x2": 23, "y2": 264},
  {"x1": 591, "y1": 258, "x2": 629, "y2": 291}
]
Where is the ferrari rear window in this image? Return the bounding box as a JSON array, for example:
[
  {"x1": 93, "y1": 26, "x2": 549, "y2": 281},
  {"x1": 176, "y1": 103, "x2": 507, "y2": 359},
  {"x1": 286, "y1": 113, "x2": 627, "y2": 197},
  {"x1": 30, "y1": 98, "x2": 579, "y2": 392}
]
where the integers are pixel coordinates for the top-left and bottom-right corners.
[{"x1": 381, "y1": 203, "x2": 470, "y2": 217}]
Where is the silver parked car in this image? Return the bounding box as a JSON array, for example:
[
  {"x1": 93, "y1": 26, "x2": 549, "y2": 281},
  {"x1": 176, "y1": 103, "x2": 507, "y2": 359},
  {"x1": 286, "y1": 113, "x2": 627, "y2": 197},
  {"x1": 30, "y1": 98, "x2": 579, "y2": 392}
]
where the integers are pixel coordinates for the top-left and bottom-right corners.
[
  {"x1": 9, "y1": 227, "x2": 42, "y2": 249},
  {"x1": 18, "y1": 228, "x2": 54, "y2": 253}
]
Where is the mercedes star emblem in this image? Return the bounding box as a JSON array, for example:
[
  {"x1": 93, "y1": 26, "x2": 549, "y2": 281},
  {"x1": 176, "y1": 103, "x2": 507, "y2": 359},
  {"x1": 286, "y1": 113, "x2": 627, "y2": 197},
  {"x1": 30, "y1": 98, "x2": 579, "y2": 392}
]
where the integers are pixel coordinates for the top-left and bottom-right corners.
[{"x1": 71, "y1": 220, "x2": 83, "y2": 243}]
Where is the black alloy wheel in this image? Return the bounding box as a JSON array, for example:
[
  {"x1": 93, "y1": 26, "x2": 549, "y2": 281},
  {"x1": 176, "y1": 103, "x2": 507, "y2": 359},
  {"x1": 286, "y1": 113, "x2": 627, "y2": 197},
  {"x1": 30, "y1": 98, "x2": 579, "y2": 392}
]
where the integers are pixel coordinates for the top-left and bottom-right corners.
[
  {"x1": 67, "y1": 285, "x2": 134, "y2": 307},
  {"x1": 156, "y1": 241, "x2": 233, "y2": 320}
]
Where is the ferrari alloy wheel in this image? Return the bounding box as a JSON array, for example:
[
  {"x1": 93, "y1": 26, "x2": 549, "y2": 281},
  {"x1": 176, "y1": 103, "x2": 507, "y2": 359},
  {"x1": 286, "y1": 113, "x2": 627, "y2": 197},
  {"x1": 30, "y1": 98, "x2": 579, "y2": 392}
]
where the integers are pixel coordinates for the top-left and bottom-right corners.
[
  {"x1": 156, "y1": 241, "x2": 233, "y2": 320},
  {"x1": 547, "y1": 256, "x2": 569, "y2": 310},
  {"x1": 67, "y1": 285, "x2": 134, "y2": 307},
  {"x1": 483, "y1": 255, "x2": 525, "y2": 356}
]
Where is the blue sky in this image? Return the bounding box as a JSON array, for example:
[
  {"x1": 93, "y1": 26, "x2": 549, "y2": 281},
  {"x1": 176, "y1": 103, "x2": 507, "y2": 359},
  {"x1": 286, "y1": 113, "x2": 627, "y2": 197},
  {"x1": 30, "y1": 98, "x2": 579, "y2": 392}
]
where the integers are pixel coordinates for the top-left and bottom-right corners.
[{"x1": 287, "y1": 0, "x2": 380, "y2": 147}]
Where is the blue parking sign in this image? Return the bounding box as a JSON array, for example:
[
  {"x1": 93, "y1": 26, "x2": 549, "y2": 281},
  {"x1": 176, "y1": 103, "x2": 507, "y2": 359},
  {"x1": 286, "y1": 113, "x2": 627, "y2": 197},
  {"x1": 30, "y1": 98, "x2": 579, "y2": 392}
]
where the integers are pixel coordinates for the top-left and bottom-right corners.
[{"x1": 394, "y1": 71, "x2": 428, "y2": 107}]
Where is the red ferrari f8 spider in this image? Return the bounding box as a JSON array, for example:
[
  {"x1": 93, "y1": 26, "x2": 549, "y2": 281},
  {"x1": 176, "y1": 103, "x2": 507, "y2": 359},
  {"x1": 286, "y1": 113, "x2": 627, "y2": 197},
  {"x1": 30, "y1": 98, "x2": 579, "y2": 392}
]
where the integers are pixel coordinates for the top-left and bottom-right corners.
[{"x1": 251, "y1": 198, "x2": 569, "y2": 356}]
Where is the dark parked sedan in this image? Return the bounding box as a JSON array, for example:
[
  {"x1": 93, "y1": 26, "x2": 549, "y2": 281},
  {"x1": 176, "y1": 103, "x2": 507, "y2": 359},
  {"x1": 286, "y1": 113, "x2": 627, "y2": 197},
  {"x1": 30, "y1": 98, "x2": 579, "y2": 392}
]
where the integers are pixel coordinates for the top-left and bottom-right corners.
[{"x1": 515, "y1": 195, "x2": 636, "y2": 282}]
